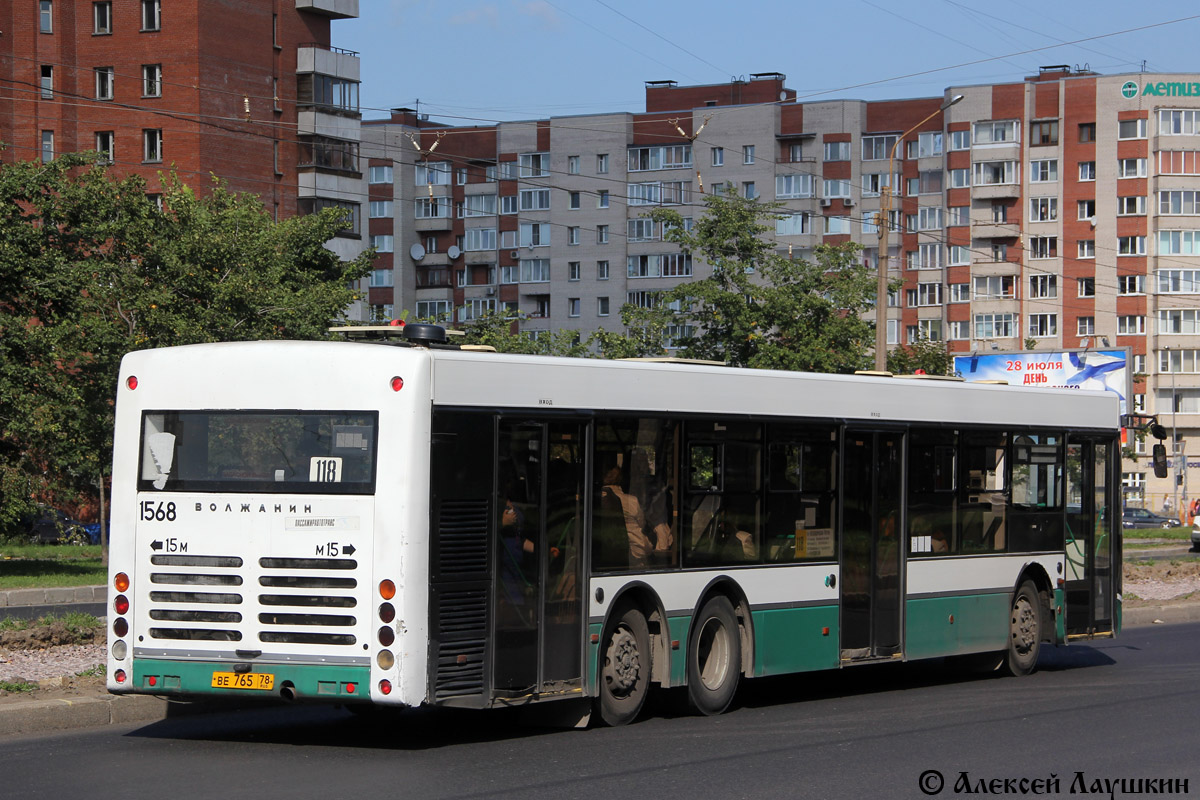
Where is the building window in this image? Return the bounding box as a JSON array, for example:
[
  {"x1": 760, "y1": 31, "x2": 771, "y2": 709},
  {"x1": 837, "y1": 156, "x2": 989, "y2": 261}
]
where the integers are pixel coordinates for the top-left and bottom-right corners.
[
  {"x1": 949, "y1": 168, "x2": 970, "y2": 188},
  {"x1": 568, "y1": 298, "x2": 581, "y2": 318},
  {"x1": 568, "y1": 261, "x2": 581, "y2": 281},
  {"x1": 949, "y1": 283, "x2": 970, "y2": 303},
  {"x1": 1159, "y1": 109, "x2": 1200, "y2": 136},
  {"x1": 141, "y1": 0, "x2": 161, "y2": 31},
  {"x1": 371, "y1": 235, "x2": 394, "y2": 253},
  {"x1": 711, "y1": 147, "x2": 724, "y2": 166},
  {"x1": 628, "y1": 218, "x2": 659, "y2": 242},
  {"x1": 40, "y1": 66, "x2": 53, "y2": 99},
  {"x1": 368, "y1": 268, "x2": 393, "y2": 288},
  {"x1": 1029, "y1": 159, "x2": 1058, "y2": 182},
  {"x1": 569, "y1": 191, "x2": 581, "y2": 210},
  {"x1": 1117, "y1": 118, "x2": 1148, "y2": 140},
  {"x1": 93, "y1": 2, "x2": 112, "y2": 34},
  {"x1": 949, "y1": 130, "x2": 971, "y2": 150},
  {"x1": 1117, "y1": 196, "x2": 1146, "y2": 216},
  {"x1": 40, "y1": 131, "x2": 54, "y2": 163},
  {"x1": 823, "y1": 141, "x2": 850, "y2": 161},
  {"x1": 298, "y1": 136, "x2": 359, "y2": 173},
  {"x1": 454, "y1": 167, "x2": 467, "y2": 186},
  {"x1": 743, "y1": 145, "x2": 755, "y2": 164},
  {"x1": 1078, "y1": 240, "x2": 1095, "y2": 259},
  {"x1": 143, "y1": 129, "x2": 162, "y2": 163},
  {"x1": 1159, "y1": 190, "x2": 1200, "y2": 215},
  {"x1": 415, "y1": 300, "x2": 451, "y2": 323},
  {"x1": 775, "y1": 212, "x2": 810, "y2": 236},
  {"x1": 1030, "y1": 120, "x2": 1058, "y2": 145},
  {"x1": 1078, "y1": 161, "x2": 1095, "y2": 181},
  {"x1": 973, "y1": 120, "x2": 1019, "y2": 144},
  {"x1": 788, "y1": 143, "x2": 804, "y2": 162},
  {"x1": 1119, "y1": 315, "x2": 1146, "y2": 335},
  {"x1": 297, "y1": 73, "x2": 361, "y2": 113},
  {"x1": 1118, "y1": 275, "x2": 1145, "y2": 295},
  {"x1": 1029, "y1": 236, "x2": 1057, "y2": 259},
  {"x1": 568, "y1": 226, "x2": 580, "y2": 246},
  {"x1": 1028, "y1": 314, "x2": 1058, "y2": 338},
  {"x1": 369, "y1": 200, "x2": 394, "y2": 218},
  {"x1": 1029, "y1": 274, "x2": 1058, "y2": 299},
  {"x1": 822, "y1": 179, "x2": 852, "y2": 199},
  {"x1": 519, "y1": 259, "x2": 550, "y2": 283},
  {"x1": 1078, "y1": 199, "x2": 1095, "y2": 220},
  {"x1": 974, "y1": 275, "x2": 1015, "y2": 299},
  {"x1": 974, "y1": 313, "x2": 1017, "y2": 339},
  {"x1": 742, "y1": 181, "x2": 756, "y2": 200},
  {"x1": 95, "y1": 67, "x2": 114, "y2": 100},
  {"x1": 777, "y1": 174, "x2": 814, "y2": 199},
  {"x1": 1118, "y1": 236, "x2": 1146, "y2": 256},
  {"x1": 40, "y1": 1, "x2": 53, "y2": 33},
  {"x1": 1077, "y1": 277, "x2": 1095, "y2": 297},
  {"x1": 597, "y1": 297, "x2": 610, "y2": 316},
  {"x1": 298, "y1": 197, "x2": 360, "y2": 237},
  {"x1": 568, "y1": 155, "x2": 580, "y2": 175},
  {"x1": 1079, "y1": 122, "x2": 1096, "y2": 142},
  {"x1": 142, "y1": 64, "x2": 161, "y2": 97},
  {"x1": 597, "y1": 153, "x2": 609, "y2": 174},
  {"x1": 519, "y1": 222, "x2": 550, "y2": 248},
  {"x1": 973, "y1": 161, "x2": 1017, "y2": 185},
  {"x1": 1118, "y1": 158, "x2": 1147, "y2": 179},
  {"x1": 368, "y1": 165, "x2": 393, "y2": 184},
  {"x1": 1029, "y1": 197, "x2": 1058, "y2": 223},
  {"x1": 598, "y1": 190, "x2": 609, "y2": 208},
  {"x1": 95, "y1": 131, "x2": 114, "y2": 164},
  {"x1": 597, "y1": 260, "x2": 609, "y2": 280},
  {"x1": 519, "y1": 188, "x2": 551, "y2": 211},
  {"x1": 597, "y1": 224, "x2": 609, "y2": 244},
  {"x1": 519, "y1": 152, "x2": 549, "y2": 178},
  {"x1": 1076, "y1": 316, "x2": 1095, "y2": 336}
]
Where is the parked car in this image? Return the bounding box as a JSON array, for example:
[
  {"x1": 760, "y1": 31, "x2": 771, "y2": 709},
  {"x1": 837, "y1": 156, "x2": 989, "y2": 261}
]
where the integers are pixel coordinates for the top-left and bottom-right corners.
[
  {"x1": 18, "y1": 505, "x2": 89, "y2": 544},
  {"x1": 1192, "y1": 518, "x2": 1200, "y2": 552},
  {"x1": 1121, "y1": 506, "x2": 1182, "y2": 529}
]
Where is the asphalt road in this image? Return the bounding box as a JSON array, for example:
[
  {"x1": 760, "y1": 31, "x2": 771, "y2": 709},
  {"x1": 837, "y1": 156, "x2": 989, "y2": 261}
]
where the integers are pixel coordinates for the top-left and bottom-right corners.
[{"x1": 3, "y1": 623, "x2": 1198, "y2": 800}]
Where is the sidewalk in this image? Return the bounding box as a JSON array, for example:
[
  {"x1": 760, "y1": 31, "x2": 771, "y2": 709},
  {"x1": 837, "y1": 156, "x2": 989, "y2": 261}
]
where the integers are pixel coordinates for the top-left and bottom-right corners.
[{"x1": 1, "y1": 588, "x2": 1197, "y2": 739}]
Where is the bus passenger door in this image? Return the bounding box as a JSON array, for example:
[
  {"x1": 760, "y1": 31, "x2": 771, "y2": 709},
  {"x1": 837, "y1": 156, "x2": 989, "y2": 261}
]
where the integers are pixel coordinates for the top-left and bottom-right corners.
[
  {"x1": 1064, "y1": 437, "x2": 1117, "y2": 637},
  {"x1": 840, "y1": 429, "x2": 904, "y2": 661},
  {"x1": 494, "y1": 420, "x2": 585, "y2": 697}
]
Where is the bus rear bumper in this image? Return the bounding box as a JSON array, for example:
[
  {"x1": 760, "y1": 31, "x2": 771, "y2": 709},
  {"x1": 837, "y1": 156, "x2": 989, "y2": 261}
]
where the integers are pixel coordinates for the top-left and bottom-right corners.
[{"x1": 129, "y1": 658, "x2": 372, "y2": 703}]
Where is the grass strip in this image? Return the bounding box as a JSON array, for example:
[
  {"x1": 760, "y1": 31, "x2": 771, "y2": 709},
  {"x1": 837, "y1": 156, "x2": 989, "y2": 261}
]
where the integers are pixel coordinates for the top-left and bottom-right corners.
[{"x1": 0, "y1": 558, "x2": 106, "y2": 590}]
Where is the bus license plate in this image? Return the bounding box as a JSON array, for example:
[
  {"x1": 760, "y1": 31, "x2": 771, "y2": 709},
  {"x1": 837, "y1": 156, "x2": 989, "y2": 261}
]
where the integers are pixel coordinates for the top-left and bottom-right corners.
[{"x1": 211, "y1": 671, "x2": 275, "y2": 691}]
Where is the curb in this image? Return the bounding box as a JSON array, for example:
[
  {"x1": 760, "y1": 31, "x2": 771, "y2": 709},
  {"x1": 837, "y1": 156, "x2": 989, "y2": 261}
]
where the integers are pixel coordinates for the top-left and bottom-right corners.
[
  {"x1": 0, "y1": 585, "x2": 107, "y2": 609},
  {"x1": 0, "y1": 693, "x2": 168, "y2": 737},
  {"x1": 1123, "y1": 603, "x2": 1200, "y2": 627}
]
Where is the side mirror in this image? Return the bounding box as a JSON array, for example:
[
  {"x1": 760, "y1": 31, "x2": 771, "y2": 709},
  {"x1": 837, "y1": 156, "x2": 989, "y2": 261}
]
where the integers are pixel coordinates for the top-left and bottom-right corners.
[
  {"x1": 1152, "y1": 443, "x2": 1169, "y2": 479},
  {"x1": 1150, "y1": 423, "x2": 1168, "y2": 441}
]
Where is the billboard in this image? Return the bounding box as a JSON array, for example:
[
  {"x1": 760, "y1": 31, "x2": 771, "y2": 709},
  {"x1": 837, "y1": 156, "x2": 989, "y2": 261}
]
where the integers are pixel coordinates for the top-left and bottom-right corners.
[{"x1": 953, "y1": 349, "x2": 1131, "y2": 415}]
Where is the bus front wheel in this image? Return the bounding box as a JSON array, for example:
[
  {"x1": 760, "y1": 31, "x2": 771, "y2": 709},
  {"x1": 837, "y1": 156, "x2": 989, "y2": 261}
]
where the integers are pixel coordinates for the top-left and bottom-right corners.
[
  {"x1": 687, "y1": 595, "x2": 740, "y2": 715},
  {"x1": 1003, "y1": 580, "x2": 1041, "y2": 676},
  {"x1": 598, "y1": 606, "x2": 650, "y2": 726}
]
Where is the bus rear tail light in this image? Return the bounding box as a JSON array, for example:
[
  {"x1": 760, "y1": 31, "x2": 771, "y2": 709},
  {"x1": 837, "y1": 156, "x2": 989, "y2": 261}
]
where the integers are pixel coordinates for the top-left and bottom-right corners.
[
  {"x1": 113, "y1": 618, "x2": 129, "y2": 637},
  {"x1": 111, "y1": 640, "x2": 127, "y2": 660},
  {"x1": 378, "y1": 626, "x2": 395, "y2": 647},
  {"x1": 379, "y1": 679, "x2": 392, "y2": 695},
  {"x1": 114, "y1": 595, "x2": 130, "y2": 615},
  {"x1": 114, "y1": 572, "x2": 130, "y2": 593},
  {"x1": 377, "y1": 650, "x2": 394, "y2": 670},
  {"x1": 114, "y1": 669, "x2": 127, "y2": 684},
  {"x1": 390, "y1": 376, "x2": 404, "y2": 392},
  {"x1": 379, "y1": 602, "x2": 395, "y2": 623},
  {"x1": 126, "y1": 376, "x2": 138, "y2": 390},
  {"x1": 379, "y1": 580, "x2": 395, "y2": 600}
]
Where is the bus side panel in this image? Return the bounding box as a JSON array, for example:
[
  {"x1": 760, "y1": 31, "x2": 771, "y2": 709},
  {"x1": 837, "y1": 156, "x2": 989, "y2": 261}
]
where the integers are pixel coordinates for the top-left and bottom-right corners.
[
  {"x1": 750, "y1": 605, "x2": 840, "y2": 677},
  {"x1": 904, "y1": 593, "x2": 1009, "y2": 660}
]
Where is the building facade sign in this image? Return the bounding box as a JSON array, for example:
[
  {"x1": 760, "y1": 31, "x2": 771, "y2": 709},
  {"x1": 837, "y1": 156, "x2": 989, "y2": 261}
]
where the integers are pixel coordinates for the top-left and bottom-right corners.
[{"x1": 1124, "y1": 80, "x2": 1200, "y2": 98}]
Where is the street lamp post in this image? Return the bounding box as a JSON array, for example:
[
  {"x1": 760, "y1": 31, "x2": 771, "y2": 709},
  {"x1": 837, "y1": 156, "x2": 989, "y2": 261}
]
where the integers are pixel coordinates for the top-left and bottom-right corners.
[{"x1": 875, "y1": 94, "x2": 964, "y2": 372}]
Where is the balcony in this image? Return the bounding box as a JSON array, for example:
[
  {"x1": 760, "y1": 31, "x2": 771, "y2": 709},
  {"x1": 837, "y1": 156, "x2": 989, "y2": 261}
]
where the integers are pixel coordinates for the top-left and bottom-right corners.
[
  {"x1": 972, "y1": 220, "x2": 1021, "y2": 238},
  {"x1": 415, "y1": 267, "x2": 453, "y2": 289},
  {"x1": 297, "y1": 45, "x2": 360, "y2": 82},
  {"x1": 415, "y1": 216, "x2": 452, "y2": 232},
  {"x1": 971, "y1": 182, "x2": 1021, "y2": 200},
  {"x1": 295, "y1": 0, "x2": 359, "y2": 19}
]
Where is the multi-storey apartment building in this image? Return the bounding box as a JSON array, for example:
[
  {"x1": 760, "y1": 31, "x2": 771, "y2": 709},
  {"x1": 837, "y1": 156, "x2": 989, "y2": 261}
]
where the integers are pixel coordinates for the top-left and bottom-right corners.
[
  {"x1": 361, "y1": 67, "x2": 1200, "y2": 506},
  {"x1": 0, "y1": 0, "x2": 366, "y2": 278}
]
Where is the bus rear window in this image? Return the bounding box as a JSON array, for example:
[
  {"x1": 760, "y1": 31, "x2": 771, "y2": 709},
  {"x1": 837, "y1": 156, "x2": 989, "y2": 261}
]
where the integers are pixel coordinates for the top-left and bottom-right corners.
[{"x1": 139, "y1": 411, "x2": 378, "y2": 494}]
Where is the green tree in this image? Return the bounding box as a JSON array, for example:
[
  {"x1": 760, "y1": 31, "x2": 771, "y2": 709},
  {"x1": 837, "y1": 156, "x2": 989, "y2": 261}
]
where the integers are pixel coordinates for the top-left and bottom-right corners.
[
  {"x1": 645, "y1": 193, "x2": 879, "y2": 372},
  {"x1": 0, "y1": 153, "x2": 372, "y2": 530},
  {"x1": 886, "y1": 333, "x2": 957, "y2": 376}
]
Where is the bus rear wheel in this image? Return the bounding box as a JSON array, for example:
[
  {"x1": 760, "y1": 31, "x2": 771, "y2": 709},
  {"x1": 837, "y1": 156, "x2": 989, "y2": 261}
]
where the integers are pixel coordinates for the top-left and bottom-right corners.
[
  {"x1": 687, "y1": 596, "x2": 740, "y2": 716},
  {"x1": 598, "y1": 606, "x2": 650, "y2": 726},
  {"x1": 1002, "y1": 580, "x2": 1041, "y2": 676}
]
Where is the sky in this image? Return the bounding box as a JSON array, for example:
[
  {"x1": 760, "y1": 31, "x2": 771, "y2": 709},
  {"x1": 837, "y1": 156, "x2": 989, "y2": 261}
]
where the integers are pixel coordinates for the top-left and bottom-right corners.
[{"x1": 337, "y1": 1, "x2": 1200, "y2": 125}]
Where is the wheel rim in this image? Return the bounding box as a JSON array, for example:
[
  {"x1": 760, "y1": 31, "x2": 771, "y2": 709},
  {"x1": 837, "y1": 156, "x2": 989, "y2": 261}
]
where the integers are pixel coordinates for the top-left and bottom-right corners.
[
  {"x1": 696, "y1": 615, "x2": 731, "y2": 691},
  {"x1": 603, "y1": 625, "x2": 641, "y2": 697},
  {"x1": 1011, "y1": 594, "x2": 1037, "y2": 657}
]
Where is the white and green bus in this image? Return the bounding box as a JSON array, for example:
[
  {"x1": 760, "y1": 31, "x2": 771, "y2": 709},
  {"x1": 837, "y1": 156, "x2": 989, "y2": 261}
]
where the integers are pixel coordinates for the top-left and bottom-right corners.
[{"x1": 107, "y1": 325, "x2": 1121, "y2": 725}]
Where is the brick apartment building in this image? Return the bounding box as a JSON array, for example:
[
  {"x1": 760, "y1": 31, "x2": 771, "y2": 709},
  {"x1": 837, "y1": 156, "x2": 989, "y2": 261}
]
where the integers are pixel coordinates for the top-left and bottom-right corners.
[
  {"x1": 0, "y1": 0, "x2": 366, "y2": 298},
  {"x1": 360, "y1": 67, "x2": 1200, "y2": 505}
]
